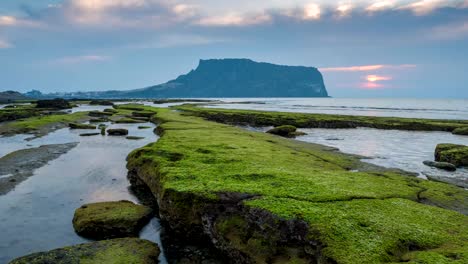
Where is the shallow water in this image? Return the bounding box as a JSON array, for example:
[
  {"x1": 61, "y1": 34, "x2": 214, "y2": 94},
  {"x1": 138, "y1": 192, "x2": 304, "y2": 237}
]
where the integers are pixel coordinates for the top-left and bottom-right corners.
[
  {"x1": 296, "y1": 128, "x2": 468, "y2": 181},
  {"x1": 205, "y1": 98, "x2": 468, "y2": 120},
  {"x1": 0, "y1": 121, "x2": 167, "y2": 263}
]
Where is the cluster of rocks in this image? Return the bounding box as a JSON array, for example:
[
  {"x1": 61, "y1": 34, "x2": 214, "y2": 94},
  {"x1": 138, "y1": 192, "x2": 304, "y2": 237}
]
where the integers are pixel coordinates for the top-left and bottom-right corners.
[
  {"x1": 11, "y1": 200, "x2": 159, "y2": 263},
  {"x1": 35, "y1": 99, "x2": 72, "y2": 109},
  {"x1": 266, "y1": 125, "x2": 306, "y2": 138},
  {"x1": 423, "y1": 143, "x2": 468, "y2": 171}
]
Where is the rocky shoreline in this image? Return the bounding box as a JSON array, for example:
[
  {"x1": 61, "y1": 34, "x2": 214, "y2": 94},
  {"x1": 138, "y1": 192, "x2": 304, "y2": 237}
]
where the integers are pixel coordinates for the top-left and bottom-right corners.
[{"x1": 124, "y1": 105, "x2": 468, "y2": 263}]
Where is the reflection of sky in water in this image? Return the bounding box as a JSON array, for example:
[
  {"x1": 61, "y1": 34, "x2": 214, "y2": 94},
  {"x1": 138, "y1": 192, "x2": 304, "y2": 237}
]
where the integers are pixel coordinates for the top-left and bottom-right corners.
[
  {"x1": 0, "y1": 121, "x2": 167, "y2": 263},
  {"x1": 296, "y1": 128, "x2": 468, "y2": 179}
]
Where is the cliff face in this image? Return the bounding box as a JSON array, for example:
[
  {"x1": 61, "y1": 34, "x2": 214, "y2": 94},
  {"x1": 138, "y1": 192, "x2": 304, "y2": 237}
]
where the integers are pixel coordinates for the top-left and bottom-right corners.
[{"x1": 126, "y1": 59, "x2": 328, "y2": 98}]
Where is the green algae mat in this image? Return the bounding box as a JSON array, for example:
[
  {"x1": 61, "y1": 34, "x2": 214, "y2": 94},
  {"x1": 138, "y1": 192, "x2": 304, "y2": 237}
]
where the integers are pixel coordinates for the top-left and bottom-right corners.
[{"x1": 123, "y1": 105, "x2": 468, "y2": 264}]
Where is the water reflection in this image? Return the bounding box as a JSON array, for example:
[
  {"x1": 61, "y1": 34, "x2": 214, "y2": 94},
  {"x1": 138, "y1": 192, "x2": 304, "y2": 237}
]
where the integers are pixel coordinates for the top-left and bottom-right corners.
[{"x1": 0, "y1": 121, "x2": 167, "y2": 263}]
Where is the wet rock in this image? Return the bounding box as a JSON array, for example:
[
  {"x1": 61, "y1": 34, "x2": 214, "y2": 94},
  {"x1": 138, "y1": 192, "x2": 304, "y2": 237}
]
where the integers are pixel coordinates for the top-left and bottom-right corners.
[
  {"x1": 89, "y1": 117, "x2": 109, "y2": 123},
  {"x1": 138, "y1": 126, "x2": 152, "y2": 129},
  {"x1": 73, "y1": 200, "x2": 153, "y2": 240},
  {"x1": 88, "y1": 111, "x2": 113, "y2": 117},
  {"x1": 435, "y1": 143, "x2": 468, "y2": 167},
  {"x1": 35, "y1": 99, "x2": 71, "y2": 109},
  {"x1": 126, "y1": 136, "x2": 145, "y2": 140},
  {"x1": 266, "y1": 125, "x2": 298, "y2": 138},
  {"x1": 107, "y1": 128, "x2": 128, "y2": 136},
  {"x1": 127, "y1": 116, "x2": 150, "y2": 122},
  {"x1": 453, "y1": 127, "x2": 468, "y2": 136},
  {"x1": 425, "y1": 174, "x2": 468, "y2": 189},
  {"x1": 79, "y1": 133, "x2": 100, "y2": 137},
  {"x1": 69, "y1": 123, "x2": 96, "y2": 129},
  {"x1": 423, "y1": 160, "x2": 457, "y2": 171},
  {"x1": 100, "y1": 126, "x2": 106, "y2": 135},
  {"x1": 89, "y1": 100, "x2": 114, "y2": 106},
  {"x1": 9, "y1": 238, "x2": 160, "y2": 264}
]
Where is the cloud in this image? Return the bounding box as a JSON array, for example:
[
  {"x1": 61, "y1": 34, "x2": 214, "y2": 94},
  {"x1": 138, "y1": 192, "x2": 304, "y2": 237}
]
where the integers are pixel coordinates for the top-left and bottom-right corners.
[
  {"x1": 196, "y1": 12, "x2": 272, "y2": 27},
  {"x1": 400, "y1": 0, "x2": 451, "y2": 15},
  {"x1": 432, "y1": 20, "x2": 468, "y2": 40},
  {"x1": 320, "y1": 64, "x2": 416, "y2": 72},
  {"x1": 366, "y1": 74, "x2": 392, "y2": 82},
  {"x1": 335, "y1": 3, "x2": 354, "y2": 18},
  {"x1": 366, "y1": 1, "x2": 396, "y2": 13},
  {"x1": 0, "y1": 39, "x2": 12, "y2": 49},
  {"x1": 52, "y1": 55, "x2": 110, "y2": 65},
  {"x1": 0, "y1": 15, "x2": 42, "y2": 27}
]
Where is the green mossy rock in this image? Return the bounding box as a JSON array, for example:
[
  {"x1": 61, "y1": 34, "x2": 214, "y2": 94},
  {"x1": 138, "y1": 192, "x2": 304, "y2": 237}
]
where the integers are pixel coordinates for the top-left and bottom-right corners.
[
  {"x1": 36, "y1": 99, "x2": 71, "y2": 109},
  {"x1": 453, "y1": 127, "x2": 468, "y2": 135},
  {"x1": 103, "y1": 108, "x2": 118, "y2": 113},
  {"x1": 9, "y1": 238, "x2": 160, "y2": 264},
  {"x1": 73, "y1": 201, "x2": 153, "y2": 240},
  {"x1": 435, "y1": 144, "x2": 468, "y2": 167},
  {"x1": 266, "y1": 125, "x2": 297, "y2": 137},
  {"x1": 132, "y1": 111, "x2": 155, "y2": 118},
  {"x1": 122, "y1": 105, "x2": 468, "y2": 264},
  {"x1": 89, "y1": 118, "x2": 109, "y2": 123},
  {"x1": 423, "y1": 160, "x2": 457, "y2": 171},
  {"x1": 69, "y1": 123, "x2": 96, "y2": 129},
  {"x1": 89, "y1": 100, "x2": 114, "y2": 106}
]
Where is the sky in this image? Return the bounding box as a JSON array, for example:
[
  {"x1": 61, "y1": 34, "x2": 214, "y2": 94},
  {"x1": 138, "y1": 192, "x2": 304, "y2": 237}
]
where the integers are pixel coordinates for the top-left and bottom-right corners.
[{"x1": 0, "y1": 0, "x2": 468, "y2": 98}]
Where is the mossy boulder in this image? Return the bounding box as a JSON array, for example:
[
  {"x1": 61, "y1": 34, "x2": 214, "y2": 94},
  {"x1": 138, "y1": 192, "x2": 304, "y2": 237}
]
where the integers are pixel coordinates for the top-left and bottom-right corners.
[
  {"x1": 35, "y1": 99, "x2": 71, "y2": 109},
  {"x1": 69, "y1": 123, "x2": 96, "y2": 129},
  {"x1": 453, "y1": 127, "x2": 468, "y2": 135},
  {"x1": 73, "y1": 201, "x2": 153, "y2": 240},
  {"x1": 435, "y1": 143, "x2": 468, "y2": 167},
  {"x1": 266, "y1": 125, "x2": 298, "y2": 137},
  {"x1": 89, "y1": 118, "x2": 109, "y2": 123},
  {"x1": 80, "y1": 132, "x2": 100, "y2": 137},
  {"x1": 104, "y1": 108, "x2": 118, "y2": 113},
  {"x1": 89, "y1": 100, "x2": 114, "y2": 106},
  {"x1": 107, "y1": 129, "x2": 128, "y2": 136},
  {"x1": 9, "y1": 238, "x2": 159, "y2": 264}
]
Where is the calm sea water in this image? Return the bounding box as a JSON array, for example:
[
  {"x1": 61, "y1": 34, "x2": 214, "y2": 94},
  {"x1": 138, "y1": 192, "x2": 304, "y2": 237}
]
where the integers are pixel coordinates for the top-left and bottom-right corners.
[{"x1": 205, "y1": 98, "x2": 468, "y2": 120}]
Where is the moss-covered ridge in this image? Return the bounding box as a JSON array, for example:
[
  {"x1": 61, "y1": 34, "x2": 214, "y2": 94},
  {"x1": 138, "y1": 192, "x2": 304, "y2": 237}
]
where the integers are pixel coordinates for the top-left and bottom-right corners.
[
  {"x1": 124, "y1": 105, "x2": 468, "y2": 263},
  {"x1": 177, "y1": 105, "x2": 468, "y2": 134}
]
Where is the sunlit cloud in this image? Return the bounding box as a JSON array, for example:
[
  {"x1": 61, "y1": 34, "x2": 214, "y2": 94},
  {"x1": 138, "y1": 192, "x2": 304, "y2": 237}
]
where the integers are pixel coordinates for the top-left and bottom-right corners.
[
  {"x1": 196, "y1": 12, "x2": 272, "y2": 27},
  {"x1": 320, "y1": 64, "x2": 416, "y2": 72},
  {"x1": 0, "y1": 15, "x2": 42, "y2": 27},
  {"x1": 400, "y1": 0, "x2": 450, "y2": 15},
  {"x1": 366, "y1": 1, "x2": 396, "y2": 13},
  {"x1": 366, "y1": 74, "x2": 392, "y2": 82},
  {"x1": 303, "y1": 3, "x2": 321, "y2": 20},
  {"x1": 52, "y1": 55, "x2": 110, "y2": 65},
  {"x1": 335, "y1": 3, "x2": 354, "y2": 18}
]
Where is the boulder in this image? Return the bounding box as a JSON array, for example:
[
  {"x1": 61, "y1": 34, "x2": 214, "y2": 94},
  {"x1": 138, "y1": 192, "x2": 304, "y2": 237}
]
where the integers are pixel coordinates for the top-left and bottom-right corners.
[
  {"x1": 89, "y1": 117, "x2": 110, "y2": 123},
  {"x1": 435, "y1": 143, "x2": 468, "y2": 167},
  {"x1": 107, "y1": 129, "x2": 129, "y2": 136},
  {"x1": 73, "y1": 200, "x2": 153, "y2": 240},
  {"x1": 35, "y1": 99, "x2": 71, "y2": 109},
  {"x1": 423, "y1": 160, "x2": 457, "y2": 171},
  {"x1": 453, "y1": 127, "x2": 468, "y2": 136},
  {"x1": 267, "y1": 125, "x2": 298, "y2": 138},
  {"x1": 104, "y1": 108, "x2": 118, "y2": 113},
  {"x1": 9, "y1": 238, "x2": 160, "y2": 264},
  {"x1": 69, "y1": 123, "x2": 96, "y2": 129},
  {"x1": 89, "y1": 100, "x2": 114, "y2": 106}
]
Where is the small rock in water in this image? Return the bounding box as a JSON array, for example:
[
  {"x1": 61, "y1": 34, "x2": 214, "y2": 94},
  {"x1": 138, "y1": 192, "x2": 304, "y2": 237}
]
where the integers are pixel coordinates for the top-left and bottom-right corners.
[
  {"x1": 9, "y1": 178, "x2": 17, "y2": 182},
  {"x1": 126, "y1": 136, "x2": 145, "y2": 140},
  {"x1": 107, "y1": 128, "x2": 128, "y2": 136},
  {"x1": 326, "y1": 137, "x2": 343, "y2": 141},
  {"x1": 79, "y1": 133, "x2": 100, "y2": 137},
  {"x1": 423, "y1": 160, "x2": 457, "y2": 171},
  {"x1": 73, "y1": 200, "x2": 153, "y2": 240}
]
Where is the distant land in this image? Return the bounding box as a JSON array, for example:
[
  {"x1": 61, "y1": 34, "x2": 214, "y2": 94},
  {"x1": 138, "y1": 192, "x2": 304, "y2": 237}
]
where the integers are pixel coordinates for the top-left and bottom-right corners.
[
  {"x1": 24, "y1": 59, "x2": 329, "y2": 99},
  {"x1": 0, "y1": 91, "x2": 29, "y2": 103}
]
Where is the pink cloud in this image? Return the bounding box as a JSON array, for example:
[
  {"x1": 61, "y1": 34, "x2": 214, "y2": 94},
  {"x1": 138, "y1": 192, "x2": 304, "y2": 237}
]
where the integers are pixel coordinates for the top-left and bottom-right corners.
[{"x1": 320, "y1": 64, "x2": 416, "y2": 72}]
